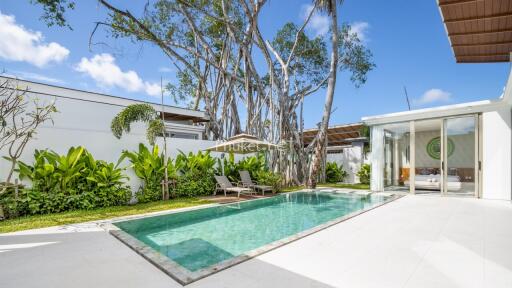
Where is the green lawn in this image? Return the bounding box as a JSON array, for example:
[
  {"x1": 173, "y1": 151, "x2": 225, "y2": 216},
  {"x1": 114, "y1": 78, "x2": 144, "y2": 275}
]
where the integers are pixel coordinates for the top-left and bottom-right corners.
[{"x1": 0, "y1": 198, "x2": 211, "y2": 234}]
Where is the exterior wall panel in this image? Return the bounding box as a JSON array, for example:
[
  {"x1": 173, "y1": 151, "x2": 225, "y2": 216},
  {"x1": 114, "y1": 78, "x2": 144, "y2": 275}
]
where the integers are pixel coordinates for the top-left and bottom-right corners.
[{"x1": 481, "y1": 108, "x2": 512, "y2": 200}]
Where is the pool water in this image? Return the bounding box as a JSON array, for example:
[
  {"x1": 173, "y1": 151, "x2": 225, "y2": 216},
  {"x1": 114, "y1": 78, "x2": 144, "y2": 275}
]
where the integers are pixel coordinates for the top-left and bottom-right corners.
[{"x1": 114, "y1": 191, "x2": 390, "y2": 272}]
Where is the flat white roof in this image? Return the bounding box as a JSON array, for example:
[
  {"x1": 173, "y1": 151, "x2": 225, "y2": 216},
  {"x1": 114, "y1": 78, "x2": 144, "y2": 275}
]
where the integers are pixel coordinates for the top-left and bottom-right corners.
[
  {"x1": 362, "y1": 67, "x2": 512, "y2": 126},
  {"x1": 0, "y1": 76, "x2": 209, "y2": 121}
]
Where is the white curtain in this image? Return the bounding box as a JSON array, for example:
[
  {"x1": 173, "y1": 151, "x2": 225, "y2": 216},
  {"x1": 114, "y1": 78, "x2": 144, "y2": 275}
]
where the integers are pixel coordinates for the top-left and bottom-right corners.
[{"x1": 370, "y1": 125, "x2": 385, "y2": 191}]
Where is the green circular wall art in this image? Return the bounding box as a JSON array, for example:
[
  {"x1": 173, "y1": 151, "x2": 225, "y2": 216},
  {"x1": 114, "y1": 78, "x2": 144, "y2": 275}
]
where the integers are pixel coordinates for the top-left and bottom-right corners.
[{"x1": 426, "y1": 137, "x2": 454, "y2": 160}]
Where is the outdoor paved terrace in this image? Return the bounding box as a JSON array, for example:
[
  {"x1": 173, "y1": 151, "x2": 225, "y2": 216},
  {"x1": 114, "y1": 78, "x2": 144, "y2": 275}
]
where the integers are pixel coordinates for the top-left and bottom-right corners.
[{"x1": 1, "y1": 194, "x2": 511, "y2": 288}]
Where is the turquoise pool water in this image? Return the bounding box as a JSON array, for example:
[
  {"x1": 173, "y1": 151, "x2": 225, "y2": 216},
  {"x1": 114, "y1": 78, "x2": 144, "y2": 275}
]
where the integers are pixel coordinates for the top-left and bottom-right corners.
[{"x1": 114, "y1": 191, "x2": 390, "y2": 272}]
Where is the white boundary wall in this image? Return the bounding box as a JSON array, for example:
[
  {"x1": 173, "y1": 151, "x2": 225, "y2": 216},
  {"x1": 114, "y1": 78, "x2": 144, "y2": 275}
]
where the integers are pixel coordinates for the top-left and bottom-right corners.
[
  {"x1": 0, "y1": 78, "x2": 224, "y2": 191},
  {"x1": 325, "y1": 142, "x2": 364, "y2": 183},
  {"x1": 481, "y1": 107, "x2": 512, "y2": 200}
]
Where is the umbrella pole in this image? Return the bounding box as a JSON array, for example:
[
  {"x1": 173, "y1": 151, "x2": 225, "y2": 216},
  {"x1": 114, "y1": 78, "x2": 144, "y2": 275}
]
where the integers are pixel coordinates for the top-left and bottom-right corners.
[{"x1": 221, "y1": 153, "x2": 225, "y2": 176}]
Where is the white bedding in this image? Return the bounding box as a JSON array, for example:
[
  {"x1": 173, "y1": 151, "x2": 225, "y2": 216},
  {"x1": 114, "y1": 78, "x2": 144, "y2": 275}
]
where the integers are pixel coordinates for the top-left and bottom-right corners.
[{"x1": 404, "y1": 174, "x2": 461, "y2": 191}]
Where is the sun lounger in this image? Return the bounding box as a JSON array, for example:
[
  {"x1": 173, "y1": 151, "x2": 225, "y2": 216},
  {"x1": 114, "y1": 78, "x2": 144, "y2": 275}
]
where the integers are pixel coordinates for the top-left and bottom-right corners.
[
  {"x1": 214, "y1": 175, "x2": 255, "y2": 198},
  {"x1": 239, "y1": 171, "x2": 274, "y2": 195}
]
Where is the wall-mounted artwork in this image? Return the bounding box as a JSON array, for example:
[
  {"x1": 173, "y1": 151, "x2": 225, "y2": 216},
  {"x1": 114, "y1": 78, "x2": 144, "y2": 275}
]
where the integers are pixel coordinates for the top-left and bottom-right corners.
[{"x1": 426, "y1": 137, "x2": 454, "y2": 160}]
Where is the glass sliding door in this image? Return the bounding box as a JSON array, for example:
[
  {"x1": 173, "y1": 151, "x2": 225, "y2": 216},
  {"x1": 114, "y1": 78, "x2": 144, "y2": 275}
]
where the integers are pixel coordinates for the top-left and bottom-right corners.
[
  {"x1": 443, "y1": 116, "x2": 478, "y2": 196},
  {"x1": 384, "y1": 136, "x2": 393, "y2": 187},
  {"x1": 413, "y1": 119, "x2": 442, "y2": 194},
  {"x1": 381, "y1": 122, "x2": 410, "y2": 191},
  {"x1": 370, "y1": 115, "x2": 479, "y2": 197}
]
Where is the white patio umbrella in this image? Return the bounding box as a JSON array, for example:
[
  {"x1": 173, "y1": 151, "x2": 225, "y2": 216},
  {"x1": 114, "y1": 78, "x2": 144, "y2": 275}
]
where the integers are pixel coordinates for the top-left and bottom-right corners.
[
  {"x1": 206, "y1": 134, "x2": 278, "y2": 154},
  {"x1": 206, "y1": 134, "x2": 278, "y2": 175}
]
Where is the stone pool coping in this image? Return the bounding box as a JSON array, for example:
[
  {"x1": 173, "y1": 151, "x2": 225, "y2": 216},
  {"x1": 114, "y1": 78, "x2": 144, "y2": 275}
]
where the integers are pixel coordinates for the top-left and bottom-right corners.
[{"x1": 108, "y1": 191, "x2": 403, "y2": 286}]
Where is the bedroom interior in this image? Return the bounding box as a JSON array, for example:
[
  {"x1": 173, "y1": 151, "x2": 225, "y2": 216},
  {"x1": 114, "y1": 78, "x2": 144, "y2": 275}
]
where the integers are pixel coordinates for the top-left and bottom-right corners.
[{"x1": 377, "y1": 115, "x2": 478, "y2": 196}]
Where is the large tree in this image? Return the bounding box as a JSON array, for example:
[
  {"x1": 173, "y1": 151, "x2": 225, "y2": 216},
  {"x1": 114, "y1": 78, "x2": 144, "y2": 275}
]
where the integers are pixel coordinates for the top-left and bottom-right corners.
[
  {"x1": 30, "y1": 0, "x2": 374, "y2": 186},
  {"x1": 307, "y1": 0, "x2": 374, "y2": 188}
]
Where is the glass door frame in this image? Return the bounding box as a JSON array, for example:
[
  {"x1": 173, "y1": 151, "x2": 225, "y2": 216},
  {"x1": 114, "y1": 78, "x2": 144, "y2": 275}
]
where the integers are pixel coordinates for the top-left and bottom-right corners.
[
  {"x1": 441, "y1": 114, "x2": 480, "y2": 197},
  {"x1": 408, "y1": 113, "x2": 480, "y2": 197}
]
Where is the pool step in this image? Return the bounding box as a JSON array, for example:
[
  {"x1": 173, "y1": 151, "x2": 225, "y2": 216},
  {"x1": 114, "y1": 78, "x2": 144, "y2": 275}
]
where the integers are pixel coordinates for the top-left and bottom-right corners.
[
  {"x1": 333, "y1": 189, "x2": 355, "y2": 194},
  {"x1": 374, "y1": 192, "x2": 395, "y2": 197},
  {"x1": 354, "y1": 191, "x2": 372, "y2": 196}
]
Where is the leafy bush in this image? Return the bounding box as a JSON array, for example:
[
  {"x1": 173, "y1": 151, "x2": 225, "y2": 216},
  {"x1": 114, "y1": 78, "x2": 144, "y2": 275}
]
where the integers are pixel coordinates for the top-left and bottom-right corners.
[
  {"x1": 237, "y1": 153, "x2": 267, "y2": 179},
  {"x1": 175, "y1": 150, "x2": 216, "y2": 175},
  {"x1": 174, "y1": 171, "x2": 216, "y2": 197},
  {"x1": 325, "y1": 162, "x2": 348, "y2": 183},
  {"x1": 1, "y1": 147, "x2": 131, "y2": 218},
  {"x1": 120, "y1": 144, "x2": 175, "y2": 203},
  {"x1": 216, "y1": 153, "x2": 238, "y2": 182},
  {"x1": 173, "y1": 150, "x2": 216, "y2": 197},
  {"x1": 357, "y1": 164, "x2": 371, "y2": 184},
  {"x1": 216, "y1": 152, "x2": 268, "y2": 182},
  {"x1": 254, "y1": 170, "x2": 282, "y2": 192},
  {"x1": 122, "y1": 146, "x2": 217, "y2": 201}
]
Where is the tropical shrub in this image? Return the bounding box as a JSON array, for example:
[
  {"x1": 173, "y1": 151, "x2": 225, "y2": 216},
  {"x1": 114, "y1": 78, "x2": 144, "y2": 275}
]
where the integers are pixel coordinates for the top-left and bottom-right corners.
[
  {"x1": 254, "y1": 170, "x2": 282, "y2": 192},
  {"x1": 121, "y1": 146, "x2": 218, "y2": 201},
  {"x1": 216, "y1": 152, "x2": 268, "y2": 182},
  {"x1": 357, "y1": 164, "x2": 371, "y2": 184},
  {"x1": 216, "y1": 153, "x2": 238, "y2": 182},
  {"x1": 1, "y1": 147, "x2": 131, "y2": 218},
  {"x1": 120, "y1": 144, "x2": 176, "y2": 203},
  {"x1": 175, "y1": 171, "x2": 216, "y2": 197},
  {"x1": 237, "y1": 153, "x2": 267, "y2": 179},
  {"x1": 325, "y1": 162, "x2": 348, "y2": 183},
  {"x1": 175, "y1": 150, "x2": 216, "y2": 175},
  {"x1": 174, "y1": 150, "x2": 216, "y2": 197}
]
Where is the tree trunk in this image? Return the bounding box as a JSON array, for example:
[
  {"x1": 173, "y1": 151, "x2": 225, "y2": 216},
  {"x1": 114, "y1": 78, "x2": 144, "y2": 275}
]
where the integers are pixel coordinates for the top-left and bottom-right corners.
[{"x1": 307, "y1": 1, "x2": 339, "y2": 188}]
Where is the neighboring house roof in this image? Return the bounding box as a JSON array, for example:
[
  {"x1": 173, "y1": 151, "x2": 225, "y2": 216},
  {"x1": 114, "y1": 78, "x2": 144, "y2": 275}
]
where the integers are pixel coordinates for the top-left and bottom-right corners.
[
  {"x1": 302, "y1": 123, "x2": 367, "y2": 147},
  {"x1": 0, "y1": 76, "x2": 209, "y2": 123},
  {"x1": 438, "y1": 0, "x2": 512, "y2": 63}
]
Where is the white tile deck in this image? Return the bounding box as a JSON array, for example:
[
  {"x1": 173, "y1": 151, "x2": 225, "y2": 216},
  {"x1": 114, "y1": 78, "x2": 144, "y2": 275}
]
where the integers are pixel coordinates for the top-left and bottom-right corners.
[{"x1": 1, "y1": 195, "x2": 511, "y2": 288}]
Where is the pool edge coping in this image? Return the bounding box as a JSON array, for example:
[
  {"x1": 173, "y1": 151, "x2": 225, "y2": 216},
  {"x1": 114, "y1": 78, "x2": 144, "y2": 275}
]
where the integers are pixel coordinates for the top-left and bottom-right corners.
[{"x1": 109, "y1": 191, "x2": 404, "y2": 286}]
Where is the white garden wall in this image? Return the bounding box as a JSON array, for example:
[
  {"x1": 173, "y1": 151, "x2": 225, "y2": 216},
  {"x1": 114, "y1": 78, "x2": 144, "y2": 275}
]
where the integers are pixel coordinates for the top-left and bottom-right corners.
[
  {"x1": 325, "y1": 142, "x2": 364, "y2": 183},
  {"x1": 0, "y1": 79, "x2": 226, "y2": 193}
]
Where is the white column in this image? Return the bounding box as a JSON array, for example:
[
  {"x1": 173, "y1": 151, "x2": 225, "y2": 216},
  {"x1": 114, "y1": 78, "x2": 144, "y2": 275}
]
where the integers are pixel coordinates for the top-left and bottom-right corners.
[
  {"x1": 370, "y1": 125, "x2": 384, "y2": 191},
  {"x1": 410, "y1": 121, "x2": 415, "y2": 194}
]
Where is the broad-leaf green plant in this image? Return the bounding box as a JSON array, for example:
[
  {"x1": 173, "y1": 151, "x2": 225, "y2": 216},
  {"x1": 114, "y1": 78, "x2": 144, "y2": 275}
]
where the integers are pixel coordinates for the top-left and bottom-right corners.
[
  {"x1": 356, "y1": 164, "x2": 371, "y2": 185},
  {"x1": 325, "y1": 162, "x2": 348, "y2": 183},
  {"x1": 119, "y1": 143, "x2": 176, "y2": 203},
  {"x1": 3, "y1": 147, "x2": 131, "y2": 218}
]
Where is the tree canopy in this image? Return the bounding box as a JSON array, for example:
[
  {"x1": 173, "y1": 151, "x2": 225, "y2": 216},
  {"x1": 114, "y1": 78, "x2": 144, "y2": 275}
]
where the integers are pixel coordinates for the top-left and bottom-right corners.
[{"x1": 30, "y1": 0, "x2": 375, "y2": 185}]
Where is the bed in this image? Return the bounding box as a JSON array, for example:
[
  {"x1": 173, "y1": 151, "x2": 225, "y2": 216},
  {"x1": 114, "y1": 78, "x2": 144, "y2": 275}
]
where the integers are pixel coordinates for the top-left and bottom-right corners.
[{"x1": 404, "y1": 174, "x2": 462, "y2": 191}]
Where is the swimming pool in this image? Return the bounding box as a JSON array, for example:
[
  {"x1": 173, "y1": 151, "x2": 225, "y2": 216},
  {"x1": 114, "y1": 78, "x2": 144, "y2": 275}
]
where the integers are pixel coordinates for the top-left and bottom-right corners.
[{"x1": 111, "y1": 190, "x2": 397, "y2": 284}]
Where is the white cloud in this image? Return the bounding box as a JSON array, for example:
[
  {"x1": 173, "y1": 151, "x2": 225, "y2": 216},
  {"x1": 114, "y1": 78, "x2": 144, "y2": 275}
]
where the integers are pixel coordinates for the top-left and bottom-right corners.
[
  {"x1": 2, "y1": 70, "x2": 64, "y2": 84},
  {"x1": 75, "y1": 53, "x2": 161, "y2": 97},
  {"x1": 145, "y1": 82, "x2": 162, "y2": 96},
  {"x1": 301, "y1": 4, "x2": 329, "y2": 37},
  {"x1": 0, "y1": 11, "x2": 69, "y2": 67},
  {"x1": 349, "y1": 21, "x2": 370, "y2": 42},
  {"x1": 415, "y1": 89, "x2": 452, "y2": 105}
]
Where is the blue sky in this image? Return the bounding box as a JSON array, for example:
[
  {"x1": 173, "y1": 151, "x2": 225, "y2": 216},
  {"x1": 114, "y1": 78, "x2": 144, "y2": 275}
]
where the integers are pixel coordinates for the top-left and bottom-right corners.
[{"x1": 0, "y1": 1, "x2": 510, "y2": 129}]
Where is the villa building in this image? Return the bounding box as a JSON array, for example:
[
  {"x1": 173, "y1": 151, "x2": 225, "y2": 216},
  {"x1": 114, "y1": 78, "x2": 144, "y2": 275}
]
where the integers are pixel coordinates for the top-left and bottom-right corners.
[{"x1": 363, "y1": 1, "x2": 512, "y2": 200}]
